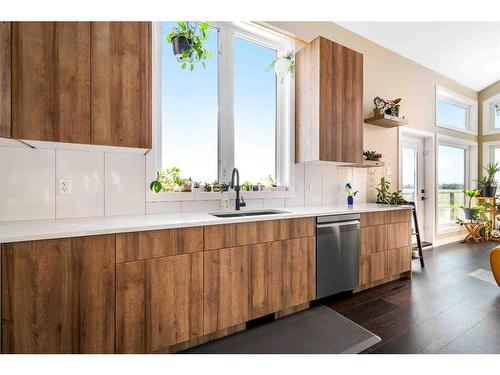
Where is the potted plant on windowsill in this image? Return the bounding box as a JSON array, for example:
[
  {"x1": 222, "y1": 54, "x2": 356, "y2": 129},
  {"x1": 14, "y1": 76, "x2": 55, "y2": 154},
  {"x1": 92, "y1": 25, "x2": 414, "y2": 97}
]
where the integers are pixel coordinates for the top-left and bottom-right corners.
[
  {"x1": 149, "y1": 166, "x2": 186, "y2": 193},
  {"x1": 166, "y1": 21, "x2": 212, "y2": 71},
  {"x1": 478, "y1": 162, "x2": 500, "y2": 197}
]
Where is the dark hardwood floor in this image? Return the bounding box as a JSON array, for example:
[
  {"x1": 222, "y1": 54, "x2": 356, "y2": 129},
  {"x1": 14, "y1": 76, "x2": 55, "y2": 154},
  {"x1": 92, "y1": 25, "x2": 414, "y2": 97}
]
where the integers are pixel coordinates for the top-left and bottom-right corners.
[{"x1": 324, "y1": 241, "x2": 500, "y2": 354}]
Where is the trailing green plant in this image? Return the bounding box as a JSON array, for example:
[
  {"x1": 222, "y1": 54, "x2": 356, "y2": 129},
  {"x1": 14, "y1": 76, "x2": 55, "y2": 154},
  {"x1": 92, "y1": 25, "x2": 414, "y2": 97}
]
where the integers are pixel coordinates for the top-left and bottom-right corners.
[
  {"x1": 166, "y1": 21, "x2": 212, "y2": 71},
  {"x1": 375, "y1": 177, "x2": 407, "y2": 204},
  {"x1": 268, "y1": 51, "x2": 296, "y2": 83},
  {"x1": 149, "y1": 166, "x2": 186, "y2": 193}
]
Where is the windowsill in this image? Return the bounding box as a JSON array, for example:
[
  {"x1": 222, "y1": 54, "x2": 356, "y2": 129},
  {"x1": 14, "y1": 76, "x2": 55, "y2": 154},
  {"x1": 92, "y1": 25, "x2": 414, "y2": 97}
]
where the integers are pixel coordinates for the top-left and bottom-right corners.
[
  {"x1": 146, "y1": 189, "x2": 295, "y2": 202},
  {"x1": 436, "y1": 123, "x2": 477, "y2": 136}
]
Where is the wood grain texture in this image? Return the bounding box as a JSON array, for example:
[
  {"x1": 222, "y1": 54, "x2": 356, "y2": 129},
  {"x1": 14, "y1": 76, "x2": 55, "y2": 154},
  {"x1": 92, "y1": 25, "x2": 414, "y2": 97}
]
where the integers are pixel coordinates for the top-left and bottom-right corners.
[
  {"x1": 204, "y1": 218, "x2": 315, "y2": 250},
  {"x1": 91, "y1": 22, "x2": 151, "y2": 148},
  {"x1": 387, "y1": 246, "x2": 412, "y2": 276},
  {"x1": 360, "y1": 224, "x2": 387, "y2": 256},
  {"x1": 360, "y1": 252, "x2": 387, "y2": 286},
  {"x1": 0, "y1": 22, "x2": 11, "y2": 138},
  {"x1": 360, "y1": 211, "x2": 387, "y2": 227},
  {"x1": 295, "y1": 36, "x2": 363, "y2": 163},
  {"x1": 116, "y1": 227, "x2": 203, "y2": 263},
  {"x1": 387, "y1": 209, "x2": 412, "y2": 224},
  {"x1": 1, "y1": 235, "x2": 115, "y2": 354},
  {"x1": 11, "y1": 22, "x2": 90, "y2": 143},
  {"x1": 250, "y1": 241, "x2": 287, "y2": 319},
  {"x1": 115, "y1": 252, "x2": 203, "y2": 353},
  {"x1": 286, "y1": 237, "x2": 316, "y2": 307},
  {"x1": 387, "y1": 222, "x2": 412, "y2": 250},
  {"x1": 203, "y1": 246, "x2": 251, "y2": 334}
]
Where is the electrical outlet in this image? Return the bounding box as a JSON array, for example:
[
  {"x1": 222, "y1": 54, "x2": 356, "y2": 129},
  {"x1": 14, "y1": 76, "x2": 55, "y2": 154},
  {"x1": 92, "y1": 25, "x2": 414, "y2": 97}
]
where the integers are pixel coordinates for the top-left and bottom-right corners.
[{"x1": 59, "y1": 178, "x2": 72, "y2": 194}]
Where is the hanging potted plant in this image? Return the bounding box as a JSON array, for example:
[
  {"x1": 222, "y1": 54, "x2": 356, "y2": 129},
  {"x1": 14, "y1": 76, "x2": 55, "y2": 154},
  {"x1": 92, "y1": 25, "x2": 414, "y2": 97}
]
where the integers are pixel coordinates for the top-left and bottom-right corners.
[
  {"x1": 269, "y1": 50, "x2": 295, "y2": 84},
  {"x1": 166, "y1": 21, "x2": 212, "y2": 71}
]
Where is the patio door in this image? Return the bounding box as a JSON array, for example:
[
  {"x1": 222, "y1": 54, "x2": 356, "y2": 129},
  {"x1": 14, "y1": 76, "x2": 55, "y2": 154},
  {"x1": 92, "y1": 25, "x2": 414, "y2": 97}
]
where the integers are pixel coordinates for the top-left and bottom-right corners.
[{"x1": 401, "y1": 137, "x2": 426, "y2": 233}]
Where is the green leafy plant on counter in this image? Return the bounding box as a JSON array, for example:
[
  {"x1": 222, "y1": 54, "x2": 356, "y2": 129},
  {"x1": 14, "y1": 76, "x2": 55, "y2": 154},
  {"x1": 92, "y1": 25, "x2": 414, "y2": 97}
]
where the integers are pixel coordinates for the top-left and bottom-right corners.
[
  {"x1": 149, "y1": 166, "x2": 188, "y2": 193},
  {"x1": 376, "y1": 177, "x2": 407, "y2": 205}
]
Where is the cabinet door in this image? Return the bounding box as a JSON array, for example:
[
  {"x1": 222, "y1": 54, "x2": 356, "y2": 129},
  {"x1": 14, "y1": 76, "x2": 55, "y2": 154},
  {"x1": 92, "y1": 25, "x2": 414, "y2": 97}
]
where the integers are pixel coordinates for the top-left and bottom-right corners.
[
  {"x1": 1, "y1": 235, "x2": 115, "y2": 354},
  {"x1": 359, "y1": 252, "x2": 387, "y2": 286},
  {"x1": 286, "y1": 237, "x2": 316, "y2": 307},
  {"x1": 11, "y1": 22, "x2": 91, "y2": 143},
  {"x1": 116, "y1": 253, "x2": 203, "y2": 353},
  {"x1": 360, "y1": 224, "x2": 387, "y2": 256},
  {"x1": 91, "y1": 22, "x2": 151, "y2": 148},
  {"x1": 204, "y1": 246, "x2": 251, "y2": 334},
  {"x1": 250, "y1": 242, "x2": 287, "y2": 319},
  {"x1": 0, "y1": 22, "x2": 11, "y2": 138},
  {"x1": 387, "y1": 221, "x2": 412, "y2": 249},
  {"x1": 387, "y1": 246, "x2": 411, "y2": 276}
]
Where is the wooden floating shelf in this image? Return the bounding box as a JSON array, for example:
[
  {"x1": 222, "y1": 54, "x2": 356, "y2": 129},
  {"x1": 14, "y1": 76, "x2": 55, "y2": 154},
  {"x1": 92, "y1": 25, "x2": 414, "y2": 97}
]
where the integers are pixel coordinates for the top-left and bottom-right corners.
[
  {"x1": 364, "y1": 114, "x2": 409, "y2": 128},
  {"x1": 339, "y1": 160, "x2": 385, "y2": 168}
]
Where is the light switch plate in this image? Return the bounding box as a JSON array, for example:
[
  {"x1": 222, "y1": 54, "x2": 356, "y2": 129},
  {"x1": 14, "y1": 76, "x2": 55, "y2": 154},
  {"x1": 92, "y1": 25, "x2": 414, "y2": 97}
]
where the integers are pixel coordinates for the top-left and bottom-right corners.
[{"x1": 58, "y1": 178, "x2": 72, "y2": 194}]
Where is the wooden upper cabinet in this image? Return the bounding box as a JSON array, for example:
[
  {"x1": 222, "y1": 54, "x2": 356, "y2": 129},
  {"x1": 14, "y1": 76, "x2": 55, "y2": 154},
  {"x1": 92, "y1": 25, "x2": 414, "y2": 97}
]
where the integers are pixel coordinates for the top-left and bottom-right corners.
[
  {"x1": 295, "y1": 36, "x2": 363, "y2": 164},
  {"x1": 11, "y1": 22, "x2": 91, "y2": 143},
  {"x1": 90, "y1": 22, "x2": 151, "y2": 148},
  {"x1": 0, "y1": 22, "x2": 11, "y2": 138},
  {"x1": 1, "y1": 235, "x2": 115, "y2": 354}
]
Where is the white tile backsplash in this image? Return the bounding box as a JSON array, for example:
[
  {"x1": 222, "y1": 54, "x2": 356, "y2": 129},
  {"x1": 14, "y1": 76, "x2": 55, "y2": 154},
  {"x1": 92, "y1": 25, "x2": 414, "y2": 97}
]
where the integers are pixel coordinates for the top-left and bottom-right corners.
[
  {"x1": 105, "y1": 153, "x2": 145, "y2": 216},
  {"x1": 146, "y1": 201, "x2": 182, "y2": 214},
  {"x1": 304, "y1": 164, "x2": 322, "y2": 206},
  {"x1": 56, "y1": 150, "x2": 104, "y2": 219},
  {"x1": 242, "y1": 199, "x2": 265, "y2": 209},
  {"x1": 181, "y1": 200, "x2": 221, "y2": 213},
  {"x1": 321, "y1": 165, "x2": 338, "y2": 205},
  {"x1": 0, "y1": 147, "x2": 55, "y2": 221}
]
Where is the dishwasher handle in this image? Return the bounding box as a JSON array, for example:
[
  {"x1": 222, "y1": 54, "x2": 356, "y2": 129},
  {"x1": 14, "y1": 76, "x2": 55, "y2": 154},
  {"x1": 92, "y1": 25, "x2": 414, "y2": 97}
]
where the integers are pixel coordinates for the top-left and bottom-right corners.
[{"x1": 317, "y1": 220, "x2": 360, "y2": 229}]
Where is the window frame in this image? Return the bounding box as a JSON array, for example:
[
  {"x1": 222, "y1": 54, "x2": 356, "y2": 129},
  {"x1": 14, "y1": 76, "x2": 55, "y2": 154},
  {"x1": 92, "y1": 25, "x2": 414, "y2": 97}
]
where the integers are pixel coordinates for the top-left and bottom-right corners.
[
  {"x1": 481, "y1": 92, "x2": 500, "y2": 135},
  {"x1": 435, "y1": 85, "x2": 478, "y2": 135},
  {"x1": 146, "y1": 22, "x2": 295, "y2": 202},
  {"x1": 435, "y1": 134, "x2": 477, "y2": 233}
]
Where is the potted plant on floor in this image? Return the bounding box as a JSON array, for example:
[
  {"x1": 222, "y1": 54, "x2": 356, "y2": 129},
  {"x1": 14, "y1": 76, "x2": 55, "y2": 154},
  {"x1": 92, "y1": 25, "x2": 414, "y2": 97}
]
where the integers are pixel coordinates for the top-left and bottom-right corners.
[
  {"x1": 478, "y1": 162, "x2": 500, "y2": 197},
  {"x1": 166, "y1": 21, "x2": 212, "y2": 71}
]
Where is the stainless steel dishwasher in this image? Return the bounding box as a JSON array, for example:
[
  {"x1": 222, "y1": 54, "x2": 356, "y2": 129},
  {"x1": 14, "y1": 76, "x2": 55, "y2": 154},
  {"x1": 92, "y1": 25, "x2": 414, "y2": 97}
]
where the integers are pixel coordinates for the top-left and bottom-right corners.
[{"x1": 316, "y1": 214, "x2": 360, "y2": 299}]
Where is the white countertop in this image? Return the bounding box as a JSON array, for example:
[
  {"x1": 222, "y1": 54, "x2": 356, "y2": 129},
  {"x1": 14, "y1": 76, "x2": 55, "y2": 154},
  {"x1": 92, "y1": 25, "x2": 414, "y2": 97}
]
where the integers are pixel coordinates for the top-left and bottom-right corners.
[{"x1": 0, "y1": 203, "x2": 411, "y2": 244}]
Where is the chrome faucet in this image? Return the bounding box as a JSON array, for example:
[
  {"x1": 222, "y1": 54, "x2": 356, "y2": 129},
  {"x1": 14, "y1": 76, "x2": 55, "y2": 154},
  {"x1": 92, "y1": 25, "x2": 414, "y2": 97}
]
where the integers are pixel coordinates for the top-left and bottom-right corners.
[{"x1": 230, "y1": 168, "x2": 246, "y2": 210}]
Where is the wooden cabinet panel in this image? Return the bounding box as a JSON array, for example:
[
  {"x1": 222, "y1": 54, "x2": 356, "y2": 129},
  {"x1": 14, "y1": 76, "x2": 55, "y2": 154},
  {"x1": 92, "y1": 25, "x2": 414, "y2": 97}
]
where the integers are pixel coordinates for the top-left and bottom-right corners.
[
  {"x1": 387, "y1": 246, "x2": 411, "y2": 276},
  {"x1": 286, "y1": 237, "x2": 316, "y2": 307},
  {"x1": 360, "y1": 225, "x2": 387, "y2": 256},
  {"x1": 1, "y1": 235, "x2": 115, "y2": 354},
  {"x1": 116, "y1": 227, "x2": 203, "y2": 263},
  {"x1": 116, "y1": 253, "x2": 203, "y2": 353},
  {"x1": 296, "y1": 36, "x2": 363, "y2": 164},
  {"x1": 250, "y1": 242, "x2": 287, "y2": 319},
  {"x1": 204, "y1": 246, "x2": 251, "y2": 334},
  {"x1": 359, "y1": 252, "x2": 387, "y2": 286},
  {"x1": 91, "y1": 22, "x2": 151, "y2": 148},
  {"x1": 360, "y1": 211, "x2": 387, "y2": 227},
  {"x1": 0, "y1": 22, "x2": 11, "y2": 138},
  {"x1": 11, "y1": 22, "x2": 91, "y2": 143},
  {"x1": 204, "y1": 218, "x2": 315, "y2": 250},
  {"x1": 387, "y1": 209, "x2": 412, "y2": 224},
  {"x1": 387, "y1": 221, "x2": 412, "y2": 249}
]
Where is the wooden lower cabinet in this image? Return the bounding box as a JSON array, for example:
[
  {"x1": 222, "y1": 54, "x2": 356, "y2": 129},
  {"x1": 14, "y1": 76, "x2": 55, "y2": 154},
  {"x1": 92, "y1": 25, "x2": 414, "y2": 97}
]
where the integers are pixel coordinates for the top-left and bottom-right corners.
[
  {"x1": 360, "y1": 252, "x2": 387, "y2": 285},
  {"x1": 360, "y1": 224, "x2": 387, "y2": 256},
  {"x1": 115, "y1": 252, "x2": 203, "y2": 353},
  {"x1": 387, "y1": 246, "x2": 412, "y2": 275},
  {"x1": 286, "y1": 237, "x2": 316, "y2": 307},
  {"x1": 204, "y1": 246, "x2": 251, "y2": 334},
  {"x1": 1, "y1": 235, "x2": 115, "y2": 354}
]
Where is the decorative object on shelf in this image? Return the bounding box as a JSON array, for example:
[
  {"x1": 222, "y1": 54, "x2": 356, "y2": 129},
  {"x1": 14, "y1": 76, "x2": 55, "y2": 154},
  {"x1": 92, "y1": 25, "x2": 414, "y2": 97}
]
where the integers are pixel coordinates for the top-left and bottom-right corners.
[
  {"x1": 375, "y1": 177, "x2": 406, "y2": 205},
  {"x1": 192, "y1": 181, "x2": 201, "y2": 190},
  {"x1": 203, "y1": 182, "x2": 212, "y2": 192},
  {"x1": 212, "y1": 181, "x2": 222, "y2": 193},
  {"x1": 478, "y1": 162, "x2": 500, "y2": 197},
  {"x1": 269, "y1": 50, "x2": 296, "y2": 84},
  {"x1": 166, "y1": 21, "x2": 212, "y2": 71},
  {"x1": 460, "y1": 189, "x2": 481, "y2": 221},
  {"x1": 373, "y1": 97, "x2": 402, "y2": 117},
  {"x1": 345, "y1": 181, "x2": 358, "y2": 205},
  {"x1": 149, "y1": 166, "x2": 189, "y2": 193},
  {"x1": 221, "y1": 182, "x2": 229, "y2": 192},
  {"x1": 491, "y1": 229, "x2": 500, "y2": 238},
  {"x1": 267, "y1": 175, "x2": 278, "y2": 191},
  {"x1": 182, "y1": 178, "x2": 193, "y2": 192},
  {"x1": 363, "y1": 150, "x2": 382, "y2": 161},
  {"x1": 241, "y1": 181, "x2": 252, "y2": 192}
]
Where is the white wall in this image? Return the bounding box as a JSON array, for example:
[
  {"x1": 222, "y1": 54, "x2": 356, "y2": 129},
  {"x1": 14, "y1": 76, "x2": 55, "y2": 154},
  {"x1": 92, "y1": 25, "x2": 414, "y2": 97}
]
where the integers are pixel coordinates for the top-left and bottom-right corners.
[{"x1": 0, "y1": 144, "x2": 369, "y2": 221}]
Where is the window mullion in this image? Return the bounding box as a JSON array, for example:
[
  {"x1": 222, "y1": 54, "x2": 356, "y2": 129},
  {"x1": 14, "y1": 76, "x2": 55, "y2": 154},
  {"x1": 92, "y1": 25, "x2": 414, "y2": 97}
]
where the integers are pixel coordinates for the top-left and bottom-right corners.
[{"x1": 218, "y1": 26, "x2": 235, "y2": 183}]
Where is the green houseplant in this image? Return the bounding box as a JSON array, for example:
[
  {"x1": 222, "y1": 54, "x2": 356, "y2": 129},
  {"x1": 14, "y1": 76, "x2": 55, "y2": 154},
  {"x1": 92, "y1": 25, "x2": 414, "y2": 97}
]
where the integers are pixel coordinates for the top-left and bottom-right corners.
[
  {"x1": 461, "y1": 189, "x2": 480, "y2": 220},
  {"x1": 363, "y1": 150, "x2": 382, "y2": 161},
  {"x1": 375, "y1": 178, "x2": 407, "y2": 205},
  {"x1": 478, "y1": 162, "x2": 500, "y2": 197},
  {"x1": 166, "y1": 21, "x2": 212, "y2": 71},
  {"x1": 149, "y1": 166, "x2": 186, "y2": 193}
]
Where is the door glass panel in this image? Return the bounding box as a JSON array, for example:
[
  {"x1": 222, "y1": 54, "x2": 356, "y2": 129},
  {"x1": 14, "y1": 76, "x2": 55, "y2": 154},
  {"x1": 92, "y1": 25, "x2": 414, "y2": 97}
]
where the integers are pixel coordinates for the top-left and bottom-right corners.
[
  {"x1": 402, "y1": 146, "x2": 417, "y2": 203},
  {"x1": 438, "y1": 145, "x2": 465, "y2": 226}
]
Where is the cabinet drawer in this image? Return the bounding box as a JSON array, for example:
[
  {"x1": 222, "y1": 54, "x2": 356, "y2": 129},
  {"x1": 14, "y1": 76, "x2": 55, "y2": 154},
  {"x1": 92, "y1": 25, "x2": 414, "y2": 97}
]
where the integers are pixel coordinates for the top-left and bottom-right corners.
[
  {"x1": 387, "y1": 222, "x2": 412, "y2": 250},
  {"x1": 360, "y1": 211, "x2": 387, "y2": 227},
  {"x1": 116, "y1": 227, "x2": 203, "y2": 263},
  {"x1": 359, "y1": 252, "x2": 387, "y2": 286},
  {"x1": 203, "y1": 218, "x2": 315, "y2": 250},
  {"x1": 387, "y1": 209, "x2": 412, "y2": 223},
  {"x1": 387, "y1": 246, "x2": 411, "y2": 276},
  {"x1": 360, "y1": 225, "x2": 387, "y2": 256}
]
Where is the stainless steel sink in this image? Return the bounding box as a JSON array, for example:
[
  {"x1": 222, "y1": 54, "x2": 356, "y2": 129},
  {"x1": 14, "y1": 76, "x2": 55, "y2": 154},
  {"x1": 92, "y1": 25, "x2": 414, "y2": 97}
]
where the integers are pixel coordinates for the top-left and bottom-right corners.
[{"x1": 209, "y1": 209, "x2": 289, "y2": 218}]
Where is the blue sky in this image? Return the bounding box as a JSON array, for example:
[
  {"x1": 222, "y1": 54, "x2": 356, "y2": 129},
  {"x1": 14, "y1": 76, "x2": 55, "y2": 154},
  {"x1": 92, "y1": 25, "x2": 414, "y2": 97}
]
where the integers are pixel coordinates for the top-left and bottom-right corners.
[{"x1": 161, "y1": 22, "x2": 276, "y2": 184}]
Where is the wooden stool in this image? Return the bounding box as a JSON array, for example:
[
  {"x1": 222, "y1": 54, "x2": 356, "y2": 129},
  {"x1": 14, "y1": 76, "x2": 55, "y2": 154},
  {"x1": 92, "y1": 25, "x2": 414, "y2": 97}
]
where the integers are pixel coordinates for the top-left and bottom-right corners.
[
  {"x1": 490, "y1": 247, "x2": 500, "y2": 286},
  {"x1": 463, "y1": 223, "x2": 484, "y2": 243}
]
